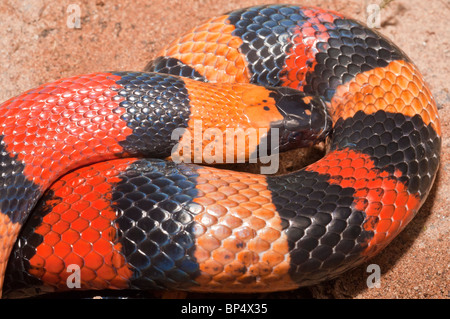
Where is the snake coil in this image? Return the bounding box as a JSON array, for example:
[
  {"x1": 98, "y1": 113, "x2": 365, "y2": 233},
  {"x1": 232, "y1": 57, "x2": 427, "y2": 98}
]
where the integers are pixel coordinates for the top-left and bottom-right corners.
[{"x1": 0, "y1": 5, "x2": 441, "y2": 297}]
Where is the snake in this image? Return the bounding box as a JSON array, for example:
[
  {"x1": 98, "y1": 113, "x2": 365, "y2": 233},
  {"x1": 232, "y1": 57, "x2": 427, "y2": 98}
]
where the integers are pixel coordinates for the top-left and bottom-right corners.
[{"x1": 0, "y1": 4, "x2": 441, "y2": 298}]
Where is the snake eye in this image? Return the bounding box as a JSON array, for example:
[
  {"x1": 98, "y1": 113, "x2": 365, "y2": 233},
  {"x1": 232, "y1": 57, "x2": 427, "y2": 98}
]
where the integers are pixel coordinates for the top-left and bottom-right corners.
[{"x1": 268, "y1": 87, "x2": 331, "y2": 150}]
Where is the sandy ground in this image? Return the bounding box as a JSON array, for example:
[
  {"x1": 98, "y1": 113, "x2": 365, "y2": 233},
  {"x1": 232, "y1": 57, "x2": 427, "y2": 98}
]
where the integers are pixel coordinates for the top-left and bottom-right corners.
[{"x1": 0, "y1": 0, "x2": 448, "y2": 299}]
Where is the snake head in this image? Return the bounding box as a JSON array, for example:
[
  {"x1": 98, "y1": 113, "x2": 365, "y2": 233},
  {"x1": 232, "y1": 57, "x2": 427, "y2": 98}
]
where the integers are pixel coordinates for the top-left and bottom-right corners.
[{"x1": 267, "y1": 87, "x2": 331, "y2": 152}]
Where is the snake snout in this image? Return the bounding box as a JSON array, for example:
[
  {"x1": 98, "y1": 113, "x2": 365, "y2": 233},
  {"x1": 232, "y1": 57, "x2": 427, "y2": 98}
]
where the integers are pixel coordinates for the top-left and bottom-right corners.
[{"x1": 268, "y1": 87, "x2": 331, "y2": 151}]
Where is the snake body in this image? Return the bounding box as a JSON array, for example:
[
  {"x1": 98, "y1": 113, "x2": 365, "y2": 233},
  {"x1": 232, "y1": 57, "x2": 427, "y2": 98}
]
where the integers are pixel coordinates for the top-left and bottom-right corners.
[{"x1": 0, "y1": 5, "x2": 441, "y2": 297}]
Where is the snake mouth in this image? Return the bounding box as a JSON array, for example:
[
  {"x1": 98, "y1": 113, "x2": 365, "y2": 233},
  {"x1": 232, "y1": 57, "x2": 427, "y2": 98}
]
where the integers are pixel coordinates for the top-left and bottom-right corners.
[{"x1": 268, "y1": 87, "x2": 331, "y2": 152}]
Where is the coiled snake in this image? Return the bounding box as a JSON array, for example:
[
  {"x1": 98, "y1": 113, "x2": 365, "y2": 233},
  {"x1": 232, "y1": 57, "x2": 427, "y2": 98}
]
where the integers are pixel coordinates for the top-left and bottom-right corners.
[{"x1": 0, "y1": 4, "x2": 441, "y2": 297}]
